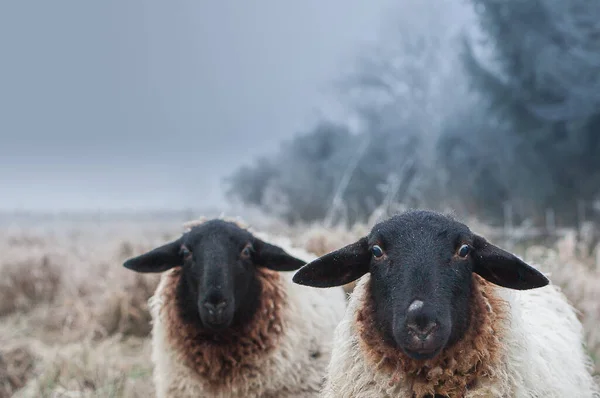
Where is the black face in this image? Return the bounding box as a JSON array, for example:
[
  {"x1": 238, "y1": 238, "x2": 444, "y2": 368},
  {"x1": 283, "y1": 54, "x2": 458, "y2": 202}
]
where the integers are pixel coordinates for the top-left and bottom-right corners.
[
  {"x1": 123, "y1": 219, "x2": 306, "y2": 332},
  {"x1": 292, "y1": 210, "x2": 549, "y2": 360}
]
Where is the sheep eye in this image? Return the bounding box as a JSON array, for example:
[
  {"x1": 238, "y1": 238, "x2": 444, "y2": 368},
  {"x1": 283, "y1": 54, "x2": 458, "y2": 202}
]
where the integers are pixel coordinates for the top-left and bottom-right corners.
[
  {"x1": 371, "y1": 245, "x2": 384, "y2": 258},
  {"x1": 457, "y1": 244, "x2": 470, "y2": 258},
  {"x1": 180, "y1": 245, "x2": 191, "y2": 258},
  {"x1": 241, "y1": 245, "x2": 253, "y2": 258}
]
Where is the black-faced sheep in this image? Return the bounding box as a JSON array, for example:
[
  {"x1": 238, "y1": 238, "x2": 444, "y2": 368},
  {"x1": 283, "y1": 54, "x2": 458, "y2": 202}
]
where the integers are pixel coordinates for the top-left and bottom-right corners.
[
  {"x1": 293, "y1": 210, "x2": 599, "y2": 397},
  {"x1": 123, "y1": 218, "x2": 347, "y2": 398}
]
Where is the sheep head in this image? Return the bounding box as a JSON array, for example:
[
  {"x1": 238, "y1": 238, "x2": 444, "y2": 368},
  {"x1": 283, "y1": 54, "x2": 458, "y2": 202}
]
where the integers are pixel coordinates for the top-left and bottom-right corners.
[
  {"x1": 293, "y1": 209, "x2": 548, "y2": 360},
  {"x1": 123, "y1": 219, "x2": 305, "y2": 332}
]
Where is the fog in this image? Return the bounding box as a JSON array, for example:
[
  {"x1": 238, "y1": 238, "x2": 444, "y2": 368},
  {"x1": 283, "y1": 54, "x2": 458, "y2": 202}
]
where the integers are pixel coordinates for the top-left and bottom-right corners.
[
  {"x1": 0, "y1": 0, "x2": 394, "y2": 211},
  {"x1": 2, "y1": 0, "x2": 598, "y2": 226}
]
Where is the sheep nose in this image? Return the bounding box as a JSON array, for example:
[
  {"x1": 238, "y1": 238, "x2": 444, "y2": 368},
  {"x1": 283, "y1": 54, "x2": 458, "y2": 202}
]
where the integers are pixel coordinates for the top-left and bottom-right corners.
[
  {"x1": 203, "y1": 300, "x2": 228, "y2": 323},
  {"x1": 407, "y1": 320, "x2": 438, "y2": 340},
  {"x1": 406, "y1": 300, "x2": 438, "y2": 340}
]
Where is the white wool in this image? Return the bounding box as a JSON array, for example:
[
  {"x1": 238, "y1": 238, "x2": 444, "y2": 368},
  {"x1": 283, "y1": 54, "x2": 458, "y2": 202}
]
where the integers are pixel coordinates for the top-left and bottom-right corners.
[
  {"x1": 323, "y1": 274, "x2": 600, "y2": 398},
  {"x1": 147, "y1": 220, "x2": 347, "y2": 398},
  {"x1": 150, "y1": 271, "x2": 346, "y2": 398},
  {"x1": 498, "y1": 284, "x2": 599, "y2": 397}
]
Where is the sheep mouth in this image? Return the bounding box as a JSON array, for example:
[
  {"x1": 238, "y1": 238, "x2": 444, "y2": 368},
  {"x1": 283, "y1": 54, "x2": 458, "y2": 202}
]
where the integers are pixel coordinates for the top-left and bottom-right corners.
[
  {"x1": 203, "y1": 321, "x2": 231, "y2": 332},
  {"x1": 397, "y1": 332, "x2": 449, "y2": 361},
  {"x1": 198, "y1": 309, "x2": 235, "y2": 332},
  {"x1": 402, "y1": 345, "x2": 443, "y2": 361}
]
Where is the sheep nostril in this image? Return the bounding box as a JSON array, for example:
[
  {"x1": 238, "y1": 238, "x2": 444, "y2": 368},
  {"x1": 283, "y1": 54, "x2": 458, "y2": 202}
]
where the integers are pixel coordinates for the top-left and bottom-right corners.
[
  {"x1": 203, "y1": 303, "x2": 214, "y2": 315},
  {"x1": 203, "y1": 301, "x2": 227, "y2": 316},
  {"x1": 407, "y1": 321, "x2": 438, "y2": 340}
]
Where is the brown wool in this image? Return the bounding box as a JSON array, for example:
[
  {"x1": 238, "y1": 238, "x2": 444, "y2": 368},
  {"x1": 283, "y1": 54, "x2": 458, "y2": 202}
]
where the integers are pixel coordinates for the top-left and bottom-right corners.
[
  {"x1": 356, "y1": 275, "x2": 508, "y2": 398},
  {"x1": 160, "y1": 266, "x2": 287, "y2": 392}
]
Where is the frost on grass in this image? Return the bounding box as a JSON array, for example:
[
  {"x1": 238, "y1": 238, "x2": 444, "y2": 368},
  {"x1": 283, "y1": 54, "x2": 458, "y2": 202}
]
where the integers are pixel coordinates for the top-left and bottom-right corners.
[
  {"x1": 93, "y1": 272, "x2": 160, "y2": 339},
  {"x1": 12, "y1": 337, "x2": 154, "y2": 398},
  {"x1": 1, "y1": 215, "x2": 599, "y2": 397},
  {"x1": 0, "y1": 221, "x2": 175, "y2": 397},
  {"x1": 0, "y1": 345, "x2": 36, "y2": 398},
  {"x1": 0, "y1": 256, "x2": 62, "y2": 317}
]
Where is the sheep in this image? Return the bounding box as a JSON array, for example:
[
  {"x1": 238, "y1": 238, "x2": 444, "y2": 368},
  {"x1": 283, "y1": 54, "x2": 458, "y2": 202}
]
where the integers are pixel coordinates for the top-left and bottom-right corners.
[
  {"x1": 122, "y1": 217, "x2": 347, "y2": 398},
  {"x1": 293, "y1": 210, "x2": 600, "y2": 398}
]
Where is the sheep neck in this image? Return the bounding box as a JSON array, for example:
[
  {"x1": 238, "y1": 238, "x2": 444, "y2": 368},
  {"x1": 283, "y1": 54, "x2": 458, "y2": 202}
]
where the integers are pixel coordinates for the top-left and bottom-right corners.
[
  {"x1": 356, "y1": 274, "x2": 508, "y2": 398},
  {"x1": 161, "y1": 266, "x2": 286, "y2": 390}
]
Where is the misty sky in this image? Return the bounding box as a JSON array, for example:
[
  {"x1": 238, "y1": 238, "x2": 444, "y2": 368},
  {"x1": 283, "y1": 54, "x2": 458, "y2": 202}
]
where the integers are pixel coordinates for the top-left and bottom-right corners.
[{"x1": 0, "y1": 1, "x2": 395, "y2": 212}]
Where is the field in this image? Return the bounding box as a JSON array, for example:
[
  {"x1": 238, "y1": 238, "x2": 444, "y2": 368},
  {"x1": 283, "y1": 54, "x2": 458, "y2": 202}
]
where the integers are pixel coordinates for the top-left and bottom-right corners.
[{"x1": 1, "y1": 212, "x2": 599, "y2": 397}]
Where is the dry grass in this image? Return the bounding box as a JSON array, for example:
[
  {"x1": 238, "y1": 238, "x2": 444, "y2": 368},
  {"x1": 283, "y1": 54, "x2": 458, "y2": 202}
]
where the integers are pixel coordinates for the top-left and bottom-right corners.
[
  {"x1": 0, "y1": 214, "x2": 598, "y2": 396},
  {"x1": 11, "y1": 336, "x2": 154, "y2": 398},
  {"x1": 0, "y1": 345, "x2": 36, "y2": 398},
  {"x1": 0, "y1": 256, "x2": 61, "y2": 317},
  {"x1": 0, "y1": 219, "x2": 178, "y2": 397}
]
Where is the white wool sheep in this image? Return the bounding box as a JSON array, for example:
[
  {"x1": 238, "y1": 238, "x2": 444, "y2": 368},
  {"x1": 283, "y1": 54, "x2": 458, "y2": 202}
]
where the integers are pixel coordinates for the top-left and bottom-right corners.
[
  {"x1": 123, "y1": 217, "x2": 347, "y2": 398},
  {"x1": 320, "y1": 275, "x2": 599, "y2": 397},
  {"x1": 293, "y1": 210, "x2": 600, "y2": 398}
]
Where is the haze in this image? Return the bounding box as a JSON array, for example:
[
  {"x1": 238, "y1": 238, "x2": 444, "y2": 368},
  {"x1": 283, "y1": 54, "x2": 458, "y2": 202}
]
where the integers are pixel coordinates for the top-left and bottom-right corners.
[{"x1": 0, "y1": 0, "x2": 393, "y2": 212}]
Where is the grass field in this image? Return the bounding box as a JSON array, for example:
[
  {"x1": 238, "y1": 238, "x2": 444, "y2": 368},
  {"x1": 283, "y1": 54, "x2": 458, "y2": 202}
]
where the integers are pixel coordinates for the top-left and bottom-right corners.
[{"x1": 1, "y1": 212, "x2": 598, "y2": 397}]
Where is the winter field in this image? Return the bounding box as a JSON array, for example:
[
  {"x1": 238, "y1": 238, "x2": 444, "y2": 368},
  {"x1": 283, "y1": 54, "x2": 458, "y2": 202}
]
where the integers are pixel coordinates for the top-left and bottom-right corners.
[{"x1": 1, "y1": 210, "x2": 599, "y2": 397}]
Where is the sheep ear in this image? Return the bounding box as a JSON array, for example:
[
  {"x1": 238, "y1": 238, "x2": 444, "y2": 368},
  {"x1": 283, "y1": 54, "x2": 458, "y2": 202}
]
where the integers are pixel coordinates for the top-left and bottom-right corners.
[
  {"x1": 471, "y1": 235, "x2": 549, "y2": 290},
  {"x1": 293, "y1": 237, "x2": 370, "y2": 288},
  {"x1": 253, "y1": 239, "x2": 307, "y2": 271},
  {"x1": 123, "y1": 238, "x2": 183, "y2": 273}
]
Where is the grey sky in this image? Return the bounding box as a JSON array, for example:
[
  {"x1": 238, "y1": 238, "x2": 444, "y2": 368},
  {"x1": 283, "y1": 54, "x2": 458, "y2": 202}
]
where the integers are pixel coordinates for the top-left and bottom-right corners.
[{"x1": 0, "y1": 0, "x2": 394, "y2": 211}]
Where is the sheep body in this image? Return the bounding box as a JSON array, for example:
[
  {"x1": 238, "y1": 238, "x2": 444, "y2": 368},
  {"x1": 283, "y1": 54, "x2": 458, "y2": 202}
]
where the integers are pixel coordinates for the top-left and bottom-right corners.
[
  {"x1": 322, "y1": 273, "x2": 599, "y2": 398},
  {"x1": 147, "y1": 220, "x2": 347, "y2": 398}
]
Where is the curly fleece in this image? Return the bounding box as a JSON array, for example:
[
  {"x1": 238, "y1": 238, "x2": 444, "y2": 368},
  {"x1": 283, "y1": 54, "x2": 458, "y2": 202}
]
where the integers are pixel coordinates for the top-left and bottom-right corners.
[
  {"x1": 148, "y1": 218, "x2": 347, "y2": 398},
  {"x1": 161, "y1": 266, "x2": 285, "y2": 391},
  {"x1": 322, "y1": 273, "x2": 600, "y2": 398},
  {"x1": 356, "y1": 275, "x2": 508, "y2": 397}
]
